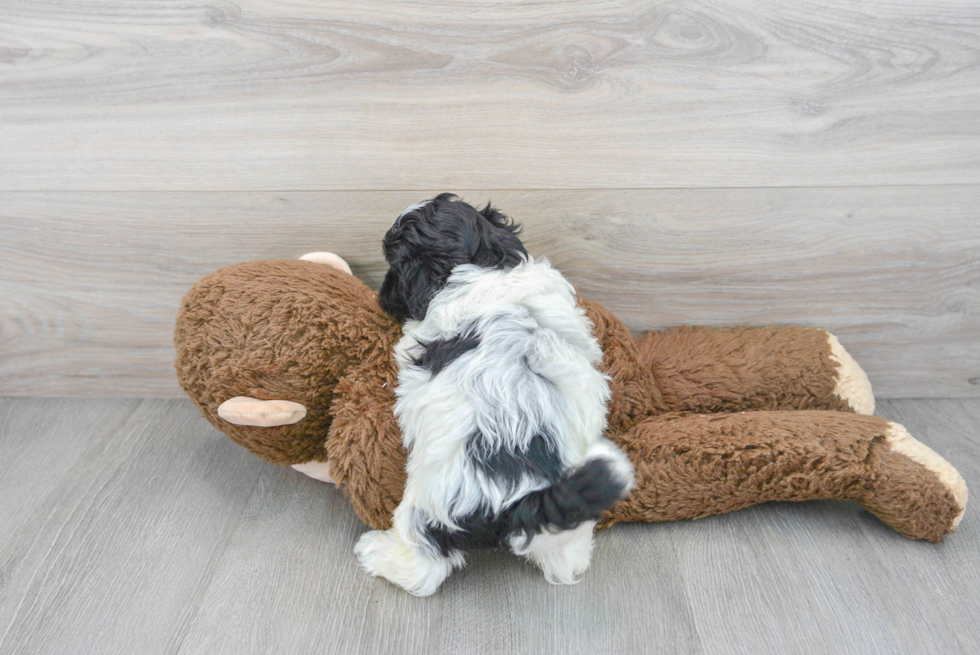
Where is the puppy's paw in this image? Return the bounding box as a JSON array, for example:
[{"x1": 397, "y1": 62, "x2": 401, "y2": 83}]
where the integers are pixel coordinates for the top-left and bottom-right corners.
[
  {"x1": 354, "y1": 529, "x2": 462, "y2": 597},
  {"x1": 511, "y1": 520, "x2": 596, "y2": 586}
]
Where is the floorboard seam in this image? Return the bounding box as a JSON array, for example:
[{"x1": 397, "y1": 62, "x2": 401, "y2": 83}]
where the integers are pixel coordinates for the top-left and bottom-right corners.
[{"x1": 165, "y1": 464, "x2": 267, "y2": 655}]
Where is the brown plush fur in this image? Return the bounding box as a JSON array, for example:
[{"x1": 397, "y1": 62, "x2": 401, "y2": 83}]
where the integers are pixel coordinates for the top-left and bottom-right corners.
[
  {"x1": 634, "y1": 326, "x2": 851, "y2": 414},
  {"x1": 605, "y1": 411, "x2": 958, "y2": 541},
  {"x1": 175, "y1": 259, "x2": 965, "y2": 542},
  {"x1": 175, "y1": 260, "x2": 401, "y2": 465},
  {"x1": 578, "y1": 298, "x2": 667, "y2": 430}
]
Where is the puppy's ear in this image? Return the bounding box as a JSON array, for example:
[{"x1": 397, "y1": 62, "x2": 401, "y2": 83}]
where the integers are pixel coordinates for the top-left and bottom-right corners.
[
  {"x1": 378, "y1": 259, "x2": 445, "y2": 322},
  {"x1": 378, "y1": 268, "x2": 410, "y2": 321},
  {"x1": 470, "y1": 202, "x2": 528, "y2": 269},
  {"x1": 401, "y1": 261, "x2": 443, "y2": 321},
  {"x1": 478, "y1": 202, "x2": 516, "y2": 231}
]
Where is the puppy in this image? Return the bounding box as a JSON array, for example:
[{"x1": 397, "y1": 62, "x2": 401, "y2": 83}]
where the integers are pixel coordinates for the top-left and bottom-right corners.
[{"x1": 355, "y1": 194, "x2": 634, "y2": 596}]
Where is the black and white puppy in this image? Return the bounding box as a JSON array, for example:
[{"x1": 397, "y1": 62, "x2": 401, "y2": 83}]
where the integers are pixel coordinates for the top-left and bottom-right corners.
[{"x1": 356, "y1": 194, "x2": 634, "y2": 596}]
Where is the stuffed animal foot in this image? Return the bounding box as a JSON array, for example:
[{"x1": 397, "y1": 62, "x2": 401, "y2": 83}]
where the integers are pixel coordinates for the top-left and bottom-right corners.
[
  {"x1": 609, "y1": 411, "x2": 967, "y2": 542},
  {"x1": 826, "y1": 332, "x2": 875, "y2": 414},
  {"x1": 213, "y1": 394, "x2": 335, "y2": 483},
  {"x1": 858, "y1": 422, "x2": 968, "y2": 537}
]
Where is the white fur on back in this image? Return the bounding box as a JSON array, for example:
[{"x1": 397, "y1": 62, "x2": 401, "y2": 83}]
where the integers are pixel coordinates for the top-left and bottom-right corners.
[{"x1": 392, "y1": 258, "x2": 611, "y2": 532}]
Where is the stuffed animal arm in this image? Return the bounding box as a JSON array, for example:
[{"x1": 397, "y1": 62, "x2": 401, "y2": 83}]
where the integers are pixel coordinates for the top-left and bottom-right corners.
[{"x1": 174, "y1": 254, "x2": 967, "y2": 542}]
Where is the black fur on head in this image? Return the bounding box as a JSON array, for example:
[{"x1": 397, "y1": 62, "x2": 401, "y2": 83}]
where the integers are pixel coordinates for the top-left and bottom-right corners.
[{"x1": 378, "y1": 193, "x2": 528, "y2": 322}]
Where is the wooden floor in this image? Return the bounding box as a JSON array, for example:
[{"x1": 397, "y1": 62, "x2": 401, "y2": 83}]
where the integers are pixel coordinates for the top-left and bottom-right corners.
[{"x1": 0, "y1": 397, "x2": 976, "y2": 655}]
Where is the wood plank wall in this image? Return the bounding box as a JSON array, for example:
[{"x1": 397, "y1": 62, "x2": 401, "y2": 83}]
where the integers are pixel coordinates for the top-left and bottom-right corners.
[{"x1": 1, "y1": 1, "x2": 979, "y2": 397}]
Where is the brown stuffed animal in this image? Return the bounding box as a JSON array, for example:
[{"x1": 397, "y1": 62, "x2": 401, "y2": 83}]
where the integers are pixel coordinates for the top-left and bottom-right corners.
[{"x1": 174, "y1": 253, "x2": 967, "y2": 542}]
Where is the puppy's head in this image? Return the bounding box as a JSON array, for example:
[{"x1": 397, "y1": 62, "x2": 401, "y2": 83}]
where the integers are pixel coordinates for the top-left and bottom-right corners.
[{"x1": 378, "y1": 193, "x2": 528, "y2": 322}]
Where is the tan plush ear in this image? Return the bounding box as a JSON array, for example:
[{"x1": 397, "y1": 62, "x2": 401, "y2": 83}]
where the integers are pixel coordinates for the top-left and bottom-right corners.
[
  {"x1": 217, "y1": 396, "x2": 307, "y2": 427},
  {"x1": 299, "y1": 252, "x2": 353, "y2": 275}
]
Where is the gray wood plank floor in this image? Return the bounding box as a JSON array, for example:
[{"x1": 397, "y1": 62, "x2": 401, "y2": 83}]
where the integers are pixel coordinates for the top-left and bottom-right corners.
[{"x1": 0, "y1": 398, "x2": 976, "y2": 655}]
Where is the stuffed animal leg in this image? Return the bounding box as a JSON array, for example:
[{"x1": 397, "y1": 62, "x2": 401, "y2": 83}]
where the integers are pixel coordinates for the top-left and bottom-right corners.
[
  {"x1": 606, "y1": 410, "x2": 967, "y2": 542},
  {"x1": 635, "y1": 326, "x2": 875, "y2": 415}
]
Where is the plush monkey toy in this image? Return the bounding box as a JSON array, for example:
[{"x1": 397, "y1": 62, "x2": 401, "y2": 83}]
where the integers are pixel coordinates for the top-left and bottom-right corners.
[{"x1": 174, "y1": 253, "x2": 966, "y2": 542}]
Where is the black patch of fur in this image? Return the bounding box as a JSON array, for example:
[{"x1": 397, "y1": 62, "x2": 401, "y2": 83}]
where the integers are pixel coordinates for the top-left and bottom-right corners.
[
  {"x1": 411, "y1": 331, "x2": 481, "y2": 376},
  {"x1": 423, "y1": 511, "x2": 510, "y2": 556},
  {"x1": 422, "y1": 457, "x2": 628, "y2": 557},
  {"x1": 468, "y1": 431, "x2": 564, "y2": 489},
  {"x1": 504, "y1": 458, "x2": 626, "y2": 536},
  {"x1": 378, "y1": 193, "x2": 528, "y2": 322}
]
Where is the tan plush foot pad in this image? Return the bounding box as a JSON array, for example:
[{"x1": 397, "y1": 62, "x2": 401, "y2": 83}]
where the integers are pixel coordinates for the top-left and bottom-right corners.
[
  {"x1": 826, "y1": 332, "x2": 875, "y2": 415},
  {"x1": 860, "y1": 421, "x2": 968, "y2": 541},
  {"x1": 885, "y1": 422, "x2": 968, "y2": 528}
]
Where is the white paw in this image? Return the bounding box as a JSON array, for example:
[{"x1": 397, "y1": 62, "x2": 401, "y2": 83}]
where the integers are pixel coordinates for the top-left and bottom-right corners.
[
  {"x1": 299, "y1": 251, "x2": 352, "y2": 275},
  {"x1": 354, "y1": 529, "x2": 462, "y2": 597},
  {"x1": 826, "y1": 332, "x2": 875, "y2": 415},
  {"x1": 510, "y1": 521, "x2": 596, "y2": 585}
]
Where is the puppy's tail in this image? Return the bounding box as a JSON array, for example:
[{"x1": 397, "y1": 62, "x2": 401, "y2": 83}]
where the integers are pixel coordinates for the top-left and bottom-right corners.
[{"x1": 505, "y1": 440, "x2": 635, "y2": 537}]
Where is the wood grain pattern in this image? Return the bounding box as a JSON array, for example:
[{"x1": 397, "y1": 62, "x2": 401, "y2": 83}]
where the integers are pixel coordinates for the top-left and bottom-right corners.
[
  {"x1": 2, "y1": 187, "x2": 979, "y2": 397},
  {"x1": 175, "y1": 465, "x2": 446, "y2": 655},
  {"x1": 0, "y1": 399, "x2": 140, "y2": 573},
  {"x1": 0, "y1": 398, "x2": 976, "y2": 654},
  {"x1": 1, "y1": 1, "x2": 979, "y2": 190},
  {"x1": 0, "y1": 399, "x2": 263, "y2": 655}
]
